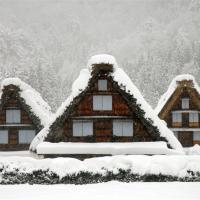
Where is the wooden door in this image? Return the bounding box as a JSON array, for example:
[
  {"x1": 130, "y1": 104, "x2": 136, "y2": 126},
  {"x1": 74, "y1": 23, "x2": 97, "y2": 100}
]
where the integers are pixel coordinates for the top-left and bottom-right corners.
[{"x1": 178, "y1": 131, "x2": 193, "y2": 147}]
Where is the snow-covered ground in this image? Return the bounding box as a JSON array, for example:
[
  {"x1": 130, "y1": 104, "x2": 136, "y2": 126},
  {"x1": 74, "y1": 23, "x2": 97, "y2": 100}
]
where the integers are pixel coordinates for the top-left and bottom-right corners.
[
  {"x1": 0, "y1": 151, "x2": 31, "y2": 157},
  {"x1": 0, "y1": 182, "x2": 199, "y2": 200}
]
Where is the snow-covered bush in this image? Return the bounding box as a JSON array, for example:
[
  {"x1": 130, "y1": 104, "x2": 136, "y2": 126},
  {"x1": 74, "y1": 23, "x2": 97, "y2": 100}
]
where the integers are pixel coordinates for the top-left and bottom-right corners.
[{"x1": 0, "y1": 155, "x2": 200, "y2": 184}]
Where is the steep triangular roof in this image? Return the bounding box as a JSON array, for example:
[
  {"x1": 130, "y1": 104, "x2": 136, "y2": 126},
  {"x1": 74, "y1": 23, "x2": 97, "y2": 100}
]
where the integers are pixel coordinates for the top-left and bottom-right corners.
[
  {"x1": 155, "y1": 74, "x2": 200, "y2": 116},
  {"x1": 0, "y1": 78, "x2": 52, "y2": 129},
  {"x1": 30, "y1": 54, "x2": 183, "y2": 153}
]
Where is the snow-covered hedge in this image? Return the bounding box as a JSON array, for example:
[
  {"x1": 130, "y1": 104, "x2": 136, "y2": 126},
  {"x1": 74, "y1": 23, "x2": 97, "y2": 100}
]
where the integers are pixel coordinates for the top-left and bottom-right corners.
[{"x1": 0, "y1": 155, "x2": 200, "y2": 184}]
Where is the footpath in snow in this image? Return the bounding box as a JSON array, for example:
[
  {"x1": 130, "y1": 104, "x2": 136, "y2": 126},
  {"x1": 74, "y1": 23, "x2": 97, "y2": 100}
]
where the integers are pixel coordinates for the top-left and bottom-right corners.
[{"x1": 0, "y1": 182, "x2": 200, "y2": 200}]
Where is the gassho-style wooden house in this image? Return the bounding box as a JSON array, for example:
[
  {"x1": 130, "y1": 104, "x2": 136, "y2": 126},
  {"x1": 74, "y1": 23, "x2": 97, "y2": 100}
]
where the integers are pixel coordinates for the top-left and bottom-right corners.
[
  {"x1": 30, "y1": 54, "x2": 183, "y2": 158},
  {"x1": 155, "y1": 74, "x2": 200, "y2": 147},
  {"x1": 0, "y1": 78, "x2": 52, "y2": 151}
]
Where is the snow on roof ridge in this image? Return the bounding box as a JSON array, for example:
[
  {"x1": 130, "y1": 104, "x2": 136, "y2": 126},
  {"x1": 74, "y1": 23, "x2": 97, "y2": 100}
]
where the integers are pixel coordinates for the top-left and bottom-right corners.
[
  {"x1": 1, "y1": 77, "x2": 52, "y2": 127},
  {"x1": 30, "y1": 62, "x2": 183, "y2": 153},
  {"x1": 87, "y1": 54, "x2": 118, "y2": 71},
  {"x1": 155, "y1": 74, "x2": 200, "y2": 115}
]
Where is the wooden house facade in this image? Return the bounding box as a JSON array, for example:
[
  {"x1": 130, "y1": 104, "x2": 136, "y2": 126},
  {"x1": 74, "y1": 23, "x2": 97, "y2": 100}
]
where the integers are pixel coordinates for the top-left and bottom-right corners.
[
  {"x1": 31, "y1": 55, "x2": 183, "y2": 158},
  {"x1": 0, "y1": 78, "x2": 51, "y2": 151},
  {"x1": 155, "y1": 75, "x2": 200, "y2": 147}
]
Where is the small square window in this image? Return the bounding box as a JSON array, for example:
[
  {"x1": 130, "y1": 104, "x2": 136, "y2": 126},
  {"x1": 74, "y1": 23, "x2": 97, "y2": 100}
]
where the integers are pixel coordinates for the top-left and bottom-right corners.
[
  {"x1": 182, "y1": 98, "x2": 189, "y2": 109},
  {"x1": 98, "y1": 80, "x2": 107, "y2": 91},
  {"x1": 93, "y1": 95, "x2": 112, "y2": 110},
  {"x1": 6, "y1": 109, "x2": 21, "y2": 123}
]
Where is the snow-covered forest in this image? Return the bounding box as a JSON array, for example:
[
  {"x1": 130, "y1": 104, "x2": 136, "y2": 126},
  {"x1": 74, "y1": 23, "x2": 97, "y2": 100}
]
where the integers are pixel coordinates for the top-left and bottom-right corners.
[{"x1": 0, "y1": 0, "x2": 200, "y2": 111}]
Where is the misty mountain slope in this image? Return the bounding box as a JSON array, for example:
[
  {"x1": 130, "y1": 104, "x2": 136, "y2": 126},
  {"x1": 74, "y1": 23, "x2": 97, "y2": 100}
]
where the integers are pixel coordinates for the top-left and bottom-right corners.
[{"x1": 0, "y1": 0, "x2": 199, "y2": 111}]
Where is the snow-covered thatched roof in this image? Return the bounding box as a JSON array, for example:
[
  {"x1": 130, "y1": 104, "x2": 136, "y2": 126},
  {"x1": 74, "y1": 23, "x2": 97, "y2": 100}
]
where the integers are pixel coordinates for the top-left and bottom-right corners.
[
  {"x1": 30, "y1": 54, "x2": 183, "y2": 154},
  {"x1": 155, "y1": 74, "x2": 200, "y2": 115},
  {"x1": 87, "y1": 54, "x2": 118, "y2": 71},
  {"x1": 1, "y1": 78, "x2": 52, "y2": 127}
]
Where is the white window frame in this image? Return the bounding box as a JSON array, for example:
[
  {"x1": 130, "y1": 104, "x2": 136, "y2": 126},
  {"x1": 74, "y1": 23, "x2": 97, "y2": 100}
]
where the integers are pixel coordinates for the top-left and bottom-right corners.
[
  {"x1": 18, "y1": 130, "x2": 36, "y2": 144},
  {"x1": 93, "y1": 95, "x2": 112, "y2": 111},
  {"x1": 182, "y1": 98, "x2": 189, "y2": 109},
  {"x1": 113, "y1": 120, "x2": 133, "y2": 137},
  {"x1": 98, "y1": 79, "x2": 108, "y2": 91},
  {"x1": 6, "y1": 109, "x2": 21, "y2": 124},
  {"x1": 0, "y1": 130, "x2": 8, "y2": 144},
  {"x1": 189, "y1": 113, "x2": 199, "y2": 123},
  {"x1": 73, "y1": 120, "x2": 93, "y2": 137},
  {"x1": 172, "y1": 112, "x2": 182, "y2": 123}
]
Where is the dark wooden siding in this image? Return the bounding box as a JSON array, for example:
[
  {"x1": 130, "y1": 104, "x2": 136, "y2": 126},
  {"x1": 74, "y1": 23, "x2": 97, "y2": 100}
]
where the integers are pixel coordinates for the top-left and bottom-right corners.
[
  {"x1": 159, "y1": 83, "x2": 200, "y2": 147},
  {"x1": 49, "y1": 77, "x2": 155, "y2": 143},
  {"x1": 0, "y1": 90, "x2": 37, "y2": 151},
  {"x1": 162, "y1": 91, "x2": 200, "y2": 128}
]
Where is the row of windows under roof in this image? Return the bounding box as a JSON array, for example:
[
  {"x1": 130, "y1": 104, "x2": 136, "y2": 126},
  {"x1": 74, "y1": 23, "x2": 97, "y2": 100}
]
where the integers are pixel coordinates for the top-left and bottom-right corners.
[
  {"x1": 172, "y1": 112, "x2": 199, "y2": 123},
  {"x1": 0, "y1": 130, "x2": 36, "y2": 144},
  {"x1": 73, "y1": 120, "x2": 134, "y2": 137},
  {"x1": 4, "y1": 95, "x2": 114, "y2": 124}
]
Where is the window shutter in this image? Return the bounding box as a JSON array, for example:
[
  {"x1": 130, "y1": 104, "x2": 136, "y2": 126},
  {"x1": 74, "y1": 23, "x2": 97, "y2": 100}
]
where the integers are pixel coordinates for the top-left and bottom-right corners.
[
  {"x1": 113, "y1": 121, "x2": 123, "y2": 136},
  {"x1": 83, "y1": 122, "x2": 93, "y2": 136},
  {"x1": 178, "y1": 113, "x2": 182, "y2": 122},
  {"x1": 189, "y1": 113, "x2": 193, "y2": 122},
  {"x1": 194, "y1": 113, "x2": 199, "y2": 122},
  {"x1": 98, "y1": 80, "x2": 107, "y2": 91},
  {"x1": 6, "y1": 110, "x2": 13, "y2": 123},
  {"x1": 0, "y1": 130, "x2": 8, "y2": 144},
  {"x1": 13, "y1": 110, "x2": 21, "y2": 123},
  {"x1": 102, "y1": 96, "x2": 112, "y2": 110},
  {"x1": 122, "y1": 121, "x2": 133, "y2": 136},
  {"x1": 93, "y1": 96, "x2": 103, "y2": 110},
  {"x1": 73, "y1": 121, "x2": 83, "y2": 136}
]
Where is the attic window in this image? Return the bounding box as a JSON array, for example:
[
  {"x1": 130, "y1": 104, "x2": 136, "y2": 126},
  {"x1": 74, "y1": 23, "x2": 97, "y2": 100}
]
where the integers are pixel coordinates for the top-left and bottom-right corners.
[
  {"x1": 6, "y1": 109, "x2": 21, "y2": 124},
  {"x1": 98, "y1": 80, "x2": 107, "y2": 91},
  {"x1": 182, "y1": 98, "x2": 189, "y2": 109},
  {"x1": 93, "y1": 95, "x2": 112, "y2": 111}
]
